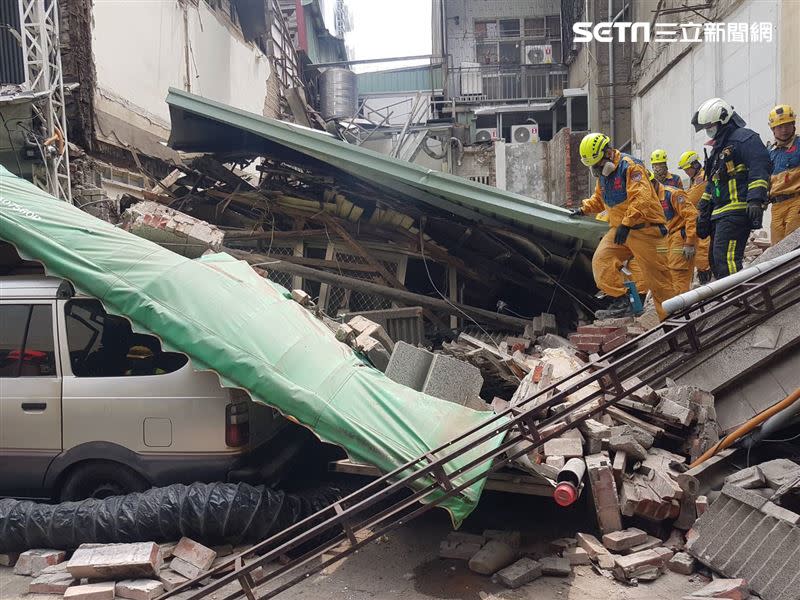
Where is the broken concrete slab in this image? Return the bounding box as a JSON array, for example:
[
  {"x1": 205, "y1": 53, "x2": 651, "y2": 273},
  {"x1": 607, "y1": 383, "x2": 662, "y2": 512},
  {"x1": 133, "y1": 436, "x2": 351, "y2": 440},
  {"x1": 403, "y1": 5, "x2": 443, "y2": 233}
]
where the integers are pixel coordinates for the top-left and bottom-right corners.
[
  {"x1": 759, "y1": 459, "x2": 800, "y2": 489},
  {"x1": 543, "y1": 437, "x2": 583, "y2": 458},
  {"x1": 667, "y1": 552, "x2": 696, "y2": 575},
  {"x1": 28, "y1": 571, "x2": 77, "y2": 594},
  {"x1": 115, "y1": 579, "x2": 166, "y2": 600},
  {"x1": 63, "y1": 582, "x2": 116, "y2": 600},
  {"x1": 439, "y1": 532, "x2": 485, "y2": 560},
  {"x1": 655, "y1": 398, "x2": 695, "y2": 426},
  {"x1": 122, "y1": 201, "x2": 224, "y2": 259},
  {"x1": 385, "y1": 341, "x2": 434, "y2": 391},
  {"x1": 724, "y1": 466, "x2": 766, "y2": 489},
  {"x1": 609, "y1": 424, "x2": 654, "y2": 449},
  {"x1": 67, "y1": 543, "x2": 161, "y2": 580},
  {"x1": 467, "y1": 540, "x2": 516, "y2": 575},
  {"x1": 602, "y1": 528, "x2": 648, "y2": 552},
  {"x1": 495, "y1": 558, "x2": 542, "y2": 589},
  {"x1": 13, "y1": 549, "x2": 66, "y2": 576},
  {"x1": 538, "y1": 556, "x2": 572, "y2": 577},
  {"x1": 687, "y1": 578, "x2": 750, "y2": 599},
  {"x1": 608, "y1": 435, "x2": 647, "y2": 461},
  {"x1": 355, "y1": 335, "x2": 391, "y2": 372}
]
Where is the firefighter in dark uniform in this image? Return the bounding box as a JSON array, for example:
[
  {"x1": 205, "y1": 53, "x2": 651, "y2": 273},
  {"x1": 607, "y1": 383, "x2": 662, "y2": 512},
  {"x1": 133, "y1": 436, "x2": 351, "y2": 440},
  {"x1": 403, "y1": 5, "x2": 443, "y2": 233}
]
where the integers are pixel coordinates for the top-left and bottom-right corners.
[{"x1": 692, "y1": 97, "x2": 772, "y2": 278}]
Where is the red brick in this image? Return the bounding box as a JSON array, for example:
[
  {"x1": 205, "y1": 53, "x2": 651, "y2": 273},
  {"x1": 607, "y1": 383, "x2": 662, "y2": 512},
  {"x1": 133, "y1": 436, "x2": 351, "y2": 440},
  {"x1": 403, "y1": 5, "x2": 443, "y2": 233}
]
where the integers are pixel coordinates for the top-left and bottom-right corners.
[
  {"x1": 577, "y1": 325, "x2": 624, "y2": 335},
  {"x1": 576, "y1": 342, "x2": 602, "y2": 353},
  {"x1": 14, "y1": 549, "x2": 66, "y2": 576},
  {"x1": 170, "y1": 537, "x2": 216, "y2": 578},
  {"x1": 602, "y1": 334, "x2": 628, "y2": 353},
  {"x1": 66, "y1": 543, "x2": 161, "y2": 579},
  {"x1": 115, "y1": 579, "x2": 165, "y2": 600},
  {"x1": 569, "y1": 333, "x2": 605, "y2": 345},
  {"x1": 63, "y1": 582, "x2": 116, "y2": 600},
  {"x1": 28, "y1": 571, "x2": 76, "y2": 594}
]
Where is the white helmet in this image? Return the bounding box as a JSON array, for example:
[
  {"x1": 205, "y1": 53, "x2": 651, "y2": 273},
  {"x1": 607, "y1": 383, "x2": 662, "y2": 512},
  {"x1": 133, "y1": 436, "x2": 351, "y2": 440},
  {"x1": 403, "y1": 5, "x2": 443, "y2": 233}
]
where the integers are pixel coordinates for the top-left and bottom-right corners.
[{"x1": 692, "y1": 97, "x2": 734, "y2": 132}]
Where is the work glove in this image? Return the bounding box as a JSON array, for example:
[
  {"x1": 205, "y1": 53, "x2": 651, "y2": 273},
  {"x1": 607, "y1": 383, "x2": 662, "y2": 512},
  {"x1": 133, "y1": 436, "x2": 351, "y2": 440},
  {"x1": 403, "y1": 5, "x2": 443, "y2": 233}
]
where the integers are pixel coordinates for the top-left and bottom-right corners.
[
  {"x1": 682, "y1": 245, "x2": 696, "y2": 260},
  {"x1": 569, "y1": 208, "x2": 584, "y2": 218},
  {"x1": 696, "y1": 216, "x2": 710, "y2": 239},
  {"x1": 614, "y1": 225, "x2": 630, "y2": 245},
  {"x1": 748, "y1": 202, "x2": 764, "y2": 228}
]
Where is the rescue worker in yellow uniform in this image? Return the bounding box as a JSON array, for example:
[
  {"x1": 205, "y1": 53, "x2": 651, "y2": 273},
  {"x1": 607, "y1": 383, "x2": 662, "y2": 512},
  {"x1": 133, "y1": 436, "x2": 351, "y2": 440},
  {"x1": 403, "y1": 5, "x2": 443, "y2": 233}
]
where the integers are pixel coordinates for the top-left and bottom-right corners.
[
  {"x1": 569, "y1": 133, "x2": 674, "y2": 320},
  {"x1": 678, "y1": 151, "x2": 713, "y2": 284},
  {"x1": 767, "y1": 105, "x2": 800, "y2": 244},
  {"x1": 650, "y1": 149, "x2": 684, "y2": 190},
  {"x1": 648, "y1": 171, "x2": 698, "y2": 295}
]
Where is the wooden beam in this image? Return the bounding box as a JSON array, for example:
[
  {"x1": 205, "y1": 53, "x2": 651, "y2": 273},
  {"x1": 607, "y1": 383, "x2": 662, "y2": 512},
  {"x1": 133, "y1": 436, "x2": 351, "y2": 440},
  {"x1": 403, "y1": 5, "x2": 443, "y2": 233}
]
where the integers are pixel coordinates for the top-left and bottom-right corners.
[{"x1": 226, "y1": 248, "x2": 529, "y2": 330}]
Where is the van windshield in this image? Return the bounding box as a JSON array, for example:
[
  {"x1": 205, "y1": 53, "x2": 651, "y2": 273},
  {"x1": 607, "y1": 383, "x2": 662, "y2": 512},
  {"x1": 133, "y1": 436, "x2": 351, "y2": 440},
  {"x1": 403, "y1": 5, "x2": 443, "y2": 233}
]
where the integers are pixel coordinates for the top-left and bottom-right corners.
[{"x1": 64, "y1": 299, "x2": 187, "y2": 377}]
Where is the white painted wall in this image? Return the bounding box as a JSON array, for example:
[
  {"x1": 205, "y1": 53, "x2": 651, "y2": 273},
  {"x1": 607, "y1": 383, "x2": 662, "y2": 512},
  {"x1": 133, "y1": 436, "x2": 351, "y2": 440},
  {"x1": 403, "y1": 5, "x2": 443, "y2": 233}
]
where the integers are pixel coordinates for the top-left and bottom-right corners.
[
  {"x1": 91, "y1": 1, "x2": 272, "y2": 136},
  {"x1": 632, "y1": 0, "x2": 780, "y2": 184}
]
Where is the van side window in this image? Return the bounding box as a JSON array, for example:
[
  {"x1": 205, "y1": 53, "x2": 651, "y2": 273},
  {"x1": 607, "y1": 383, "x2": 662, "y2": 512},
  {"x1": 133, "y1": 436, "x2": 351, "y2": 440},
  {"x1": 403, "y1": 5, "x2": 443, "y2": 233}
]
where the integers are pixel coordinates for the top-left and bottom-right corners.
[
  {"x1": 0, "y1": 304, "x2": 57, "y2": 377},
  {"x1": 64, "y1": 299, "x2": 187, "y2": 377}
]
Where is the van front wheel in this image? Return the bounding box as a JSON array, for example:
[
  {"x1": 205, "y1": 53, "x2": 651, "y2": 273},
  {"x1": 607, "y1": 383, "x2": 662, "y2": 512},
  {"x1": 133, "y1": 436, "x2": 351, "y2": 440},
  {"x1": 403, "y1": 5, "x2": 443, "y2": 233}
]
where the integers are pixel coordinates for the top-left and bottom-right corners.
[{"x1": 59, "y1": 462, "x2": 150, "y2": 502}]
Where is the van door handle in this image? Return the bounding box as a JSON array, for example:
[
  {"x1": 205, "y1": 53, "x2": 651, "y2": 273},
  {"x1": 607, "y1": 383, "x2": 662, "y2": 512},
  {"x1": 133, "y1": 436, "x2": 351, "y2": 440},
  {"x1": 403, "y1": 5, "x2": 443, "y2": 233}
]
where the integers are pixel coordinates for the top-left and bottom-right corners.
[{"x1": 21, "y1": 402, "x2": 47, "y2": 411}]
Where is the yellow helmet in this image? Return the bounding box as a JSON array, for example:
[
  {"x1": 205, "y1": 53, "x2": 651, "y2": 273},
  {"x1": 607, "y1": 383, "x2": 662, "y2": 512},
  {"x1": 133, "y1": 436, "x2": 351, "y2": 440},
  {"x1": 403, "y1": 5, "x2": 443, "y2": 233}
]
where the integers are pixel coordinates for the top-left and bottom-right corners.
[
  {"x1": 769, "y1": 104, "x2": 796, "y2": 128},
  {"x1": 678, "y1": 151, "x2": 699, "y2": 170},
  {"x1": 650, "y1": 149, "x2": 668, "y2": 164},
  {"x1": 579, "y1": 133, "x2": 611, "y2": 166}
]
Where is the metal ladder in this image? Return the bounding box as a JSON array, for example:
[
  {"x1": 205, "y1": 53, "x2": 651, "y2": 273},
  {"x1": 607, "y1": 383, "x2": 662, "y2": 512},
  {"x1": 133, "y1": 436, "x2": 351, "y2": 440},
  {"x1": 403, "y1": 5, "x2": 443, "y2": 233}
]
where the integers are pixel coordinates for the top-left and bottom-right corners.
[{"x1": 159, "y1": 252, "x2": 800, "y2": 600}]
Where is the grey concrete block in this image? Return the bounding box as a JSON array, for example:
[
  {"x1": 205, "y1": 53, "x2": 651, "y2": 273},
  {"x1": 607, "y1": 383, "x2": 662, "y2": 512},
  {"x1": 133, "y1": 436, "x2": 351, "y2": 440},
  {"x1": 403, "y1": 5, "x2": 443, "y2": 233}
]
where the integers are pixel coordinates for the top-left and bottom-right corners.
[
  {"x1": 422, "y1": 353, "x2": 484, "y2": 406},
  {"x1": 761, "y1": 501, "x2": 800, "y2": 525},
  {"x1": 543, "y1": 437, "x2": 583, "y2": 458},
  {"x1": 539, "y1": 556, "x2": 571, "y2": 576},
  {"x1": 496, "y1": 558, "x2": 542, "y2": 588},
  {"x1": 759, "y1": 459, "x2": 800, "y2": 489},
  {"x1": 385, "y1": 341, "x2": 434, "y2": 391},
  {"x1": 468, "y1": 540, "x2": 516, "y2": 575}
]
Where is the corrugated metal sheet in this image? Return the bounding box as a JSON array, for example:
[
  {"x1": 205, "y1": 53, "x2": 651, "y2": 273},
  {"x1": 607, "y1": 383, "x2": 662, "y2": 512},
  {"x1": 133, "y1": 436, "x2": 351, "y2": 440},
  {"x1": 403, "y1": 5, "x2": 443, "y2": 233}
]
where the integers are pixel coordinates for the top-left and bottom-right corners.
[
  {"x1": 165, "y1": 88, "x2": 605, "y2": 251},
  {"x1": 357, "y1": 65, "x2": 444, "y2": 95},
  {"x1": 0, "y1": 0, "x2": 24, "y2": 85}
]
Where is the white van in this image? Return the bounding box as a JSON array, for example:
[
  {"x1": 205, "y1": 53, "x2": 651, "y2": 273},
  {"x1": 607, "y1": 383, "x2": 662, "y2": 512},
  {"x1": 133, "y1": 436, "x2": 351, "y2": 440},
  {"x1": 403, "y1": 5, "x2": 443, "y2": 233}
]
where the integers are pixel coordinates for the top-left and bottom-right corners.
[{"x1": 0, "y1": 276, "x2": 289, "y2": 501}]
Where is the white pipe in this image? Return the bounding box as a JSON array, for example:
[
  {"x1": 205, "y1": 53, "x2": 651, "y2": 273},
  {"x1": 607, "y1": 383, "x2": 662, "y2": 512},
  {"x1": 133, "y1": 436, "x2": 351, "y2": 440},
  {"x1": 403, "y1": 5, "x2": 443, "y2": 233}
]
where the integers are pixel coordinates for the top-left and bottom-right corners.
[{"x1": 663, "y1": 247, "x2": 800, "y2": 315}]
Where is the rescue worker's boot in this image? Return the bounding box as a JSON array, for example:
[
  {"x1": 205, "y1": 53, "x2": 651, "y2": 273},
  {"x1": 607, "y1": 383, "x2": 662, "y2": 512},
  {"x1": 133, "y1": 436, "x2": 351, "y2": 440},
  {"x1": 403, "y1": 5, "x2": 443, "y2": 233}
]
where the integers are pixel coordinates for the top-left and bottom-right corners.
[
  {"x1": 698, "y1": 270, "x2": 713, "y2": 284},
  {"x1": 595, "y1": 294, "x2": 635, "y2": 319}
]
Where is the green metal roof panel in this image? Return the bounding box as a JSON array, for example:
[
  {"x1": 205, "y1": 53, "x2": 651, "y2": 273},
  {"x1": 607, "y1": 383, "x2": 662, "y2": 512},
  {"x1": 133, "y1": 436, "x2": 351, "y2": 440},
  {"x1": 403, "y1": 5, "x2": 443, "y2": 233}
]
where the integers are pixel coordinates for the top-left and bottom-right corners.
[
  {"x1": 165, "y1": 88, "x2": 605, "y2": 249},
  {"x1": 357, "y1": 65, "x2": 444, "y2": 95}
]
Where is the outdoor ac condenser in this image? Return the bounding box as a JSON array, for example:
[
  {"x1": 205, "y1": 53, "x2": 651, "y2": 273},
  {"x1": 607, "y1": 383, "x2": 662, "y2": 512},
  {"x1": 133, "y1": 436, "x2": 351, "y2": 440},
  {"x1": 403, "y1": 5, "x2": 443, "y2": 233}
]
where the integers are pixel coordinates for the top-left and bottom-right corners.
[
  {"x1": 474, "y1": 128, "x2": 497, "y2": 143},
  {"x1": 511, "y1": 123, "x2": 540, "y2": 143},
  {"x1": 524, "y1": 45, "x2": 553, "y2": 65}
]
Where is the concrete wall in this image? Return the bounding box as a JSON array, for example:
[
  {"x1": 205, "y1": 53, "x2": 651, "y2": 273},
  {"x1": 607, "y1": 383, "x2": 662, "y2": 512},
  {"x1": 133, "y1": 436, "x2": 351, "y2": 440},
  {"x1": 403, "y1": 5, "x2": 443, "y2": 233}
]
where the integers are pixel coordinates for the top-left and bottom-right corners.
[
  {"x1": 544, "y1": 127, "x2": 592, "y2": 208},
  {"x1": 502, "y1": 142, "x2": 548, "y2": 200},
  {"x1": 781, "y1": 1, "x2": 800, "y2": 106},
  {"x1": 91, "y1": 0, "x2": 274, "y2": 145},
  {"x1": 443, "y1": 0, "x2": 561, "y2": 68},
  {"x1": 631, "y1": 0, "x2": 781, "y2": 180}
]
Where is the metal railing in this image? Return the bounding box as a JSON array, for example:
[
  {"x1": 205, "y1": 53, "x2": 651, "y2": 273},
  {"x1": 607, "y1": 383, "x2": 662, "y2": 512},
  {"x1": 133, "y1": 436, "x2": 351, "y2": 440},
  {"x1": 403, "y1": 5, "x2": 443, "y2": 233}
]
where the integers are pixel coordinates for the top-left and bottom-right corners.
[
  {"x1": 448, "y1": 64, "x2": 568, "y2": 102},
  {"x1": 157, "y1": 249, "x2": 800, "y2": 600}
]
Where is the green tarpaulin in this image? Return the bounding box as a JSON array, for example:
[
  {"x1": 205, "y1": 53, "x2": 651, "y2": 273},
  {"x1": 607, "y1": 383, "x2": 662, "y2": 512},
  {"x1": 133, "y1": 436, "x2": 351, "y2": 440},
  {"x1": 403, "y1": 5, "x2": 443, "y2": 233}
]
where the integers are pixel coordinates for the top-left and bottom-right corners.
[{"x1": 0, "y1": 166, "x2": 507, "y2": 524}]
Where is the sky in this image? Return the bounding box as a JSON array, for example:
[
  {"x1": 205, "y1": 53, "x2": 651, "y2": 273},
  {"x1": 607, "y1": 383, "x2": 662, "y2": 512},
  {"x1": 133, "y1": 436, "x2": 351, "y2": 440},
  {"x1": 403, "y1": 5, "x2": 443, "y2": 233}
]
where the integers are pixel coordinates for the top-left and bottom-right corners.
[{"x1": 344, "y1": 0, "x2": 433, "y2": 72}]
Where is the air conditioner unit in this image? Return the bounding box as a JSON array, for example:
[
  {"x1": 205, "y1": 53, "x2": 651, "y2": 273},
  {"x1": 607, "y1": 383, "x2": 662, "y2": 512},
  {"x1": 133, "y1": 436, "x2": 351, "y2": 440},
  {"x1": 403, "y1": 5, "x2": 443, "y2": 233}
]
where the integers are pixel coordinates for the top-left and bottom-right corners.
[
  {"x1": 524, "y1": 45, "x2": 553, "y2": 65},
  {"x1": 474, "y1": 128, "x2": 497, "y2": 143},
  {"x1": 511, "y1": 123, "x2": 540, "y2": 144}
]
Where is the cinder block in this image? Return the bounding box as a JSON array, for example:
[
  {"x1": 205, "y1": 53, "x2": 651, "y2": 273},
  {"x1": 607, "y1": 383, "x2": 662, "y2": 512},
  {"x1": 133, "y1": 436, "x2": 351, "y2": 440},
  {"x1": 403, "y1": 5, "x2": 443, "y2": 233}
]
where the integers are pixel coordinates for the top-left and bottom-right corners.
[
  {"x1": 63, "y1": 582, "x2": 116, "y2": 600},
  {"x1": 14, "y1": 549, "x2": 66, "y2": 576},
  {"x1": 421, "y1": 353, "x2": 484, "y2": 407},
  {"x1": 116, "y1": 579, "x2": 165, "y2": 600},
  {"x1": 67, "y1": 543, "x2": 161, "y2": 580},
  {"x1": 28, "y1": 571, "x2": 76, "y2": 594},
  {"x1": 602, "y1": 528, "x2": 648, "y2": 552},
  {"x1": 495, "y1": 558, "x2": 541, "y2": 588},
  {"x1": 539, "y1": 556, "x2": 571, "y2": 576},
  {"x1": 468, "y1": 540, "x2": 517, "y2": 575},
  {"x1": 385, "y1": 341, "x2": 434, "y2": 391}
]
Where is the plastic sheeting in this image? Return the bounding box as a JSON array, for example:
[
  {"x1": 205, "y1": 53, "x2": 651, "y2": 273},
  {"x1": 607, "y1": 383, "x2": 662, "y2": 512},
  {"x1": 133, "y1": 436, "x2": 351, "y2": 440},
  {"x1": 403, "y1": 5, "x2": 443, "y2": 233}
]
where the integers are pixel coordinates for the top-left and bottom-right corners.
[
  {"x1": 0, "y1": 167, "x2": 508, "y2": 526},
  {"x1": 0, "y1": 482, "x2": 340, "y2": 552}
]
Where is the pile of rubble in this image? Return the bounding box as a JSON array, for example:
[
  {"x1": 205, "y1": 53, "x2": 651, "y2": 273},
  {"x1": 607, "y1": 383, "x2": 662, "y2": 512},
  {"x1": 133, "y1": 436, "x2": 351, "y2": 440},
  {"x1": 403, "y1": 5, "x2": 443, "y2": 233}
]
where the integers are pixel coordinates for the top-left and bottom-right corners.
[{"x1": 3, "y1": 537, "x2": 243, "y2": 600}]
